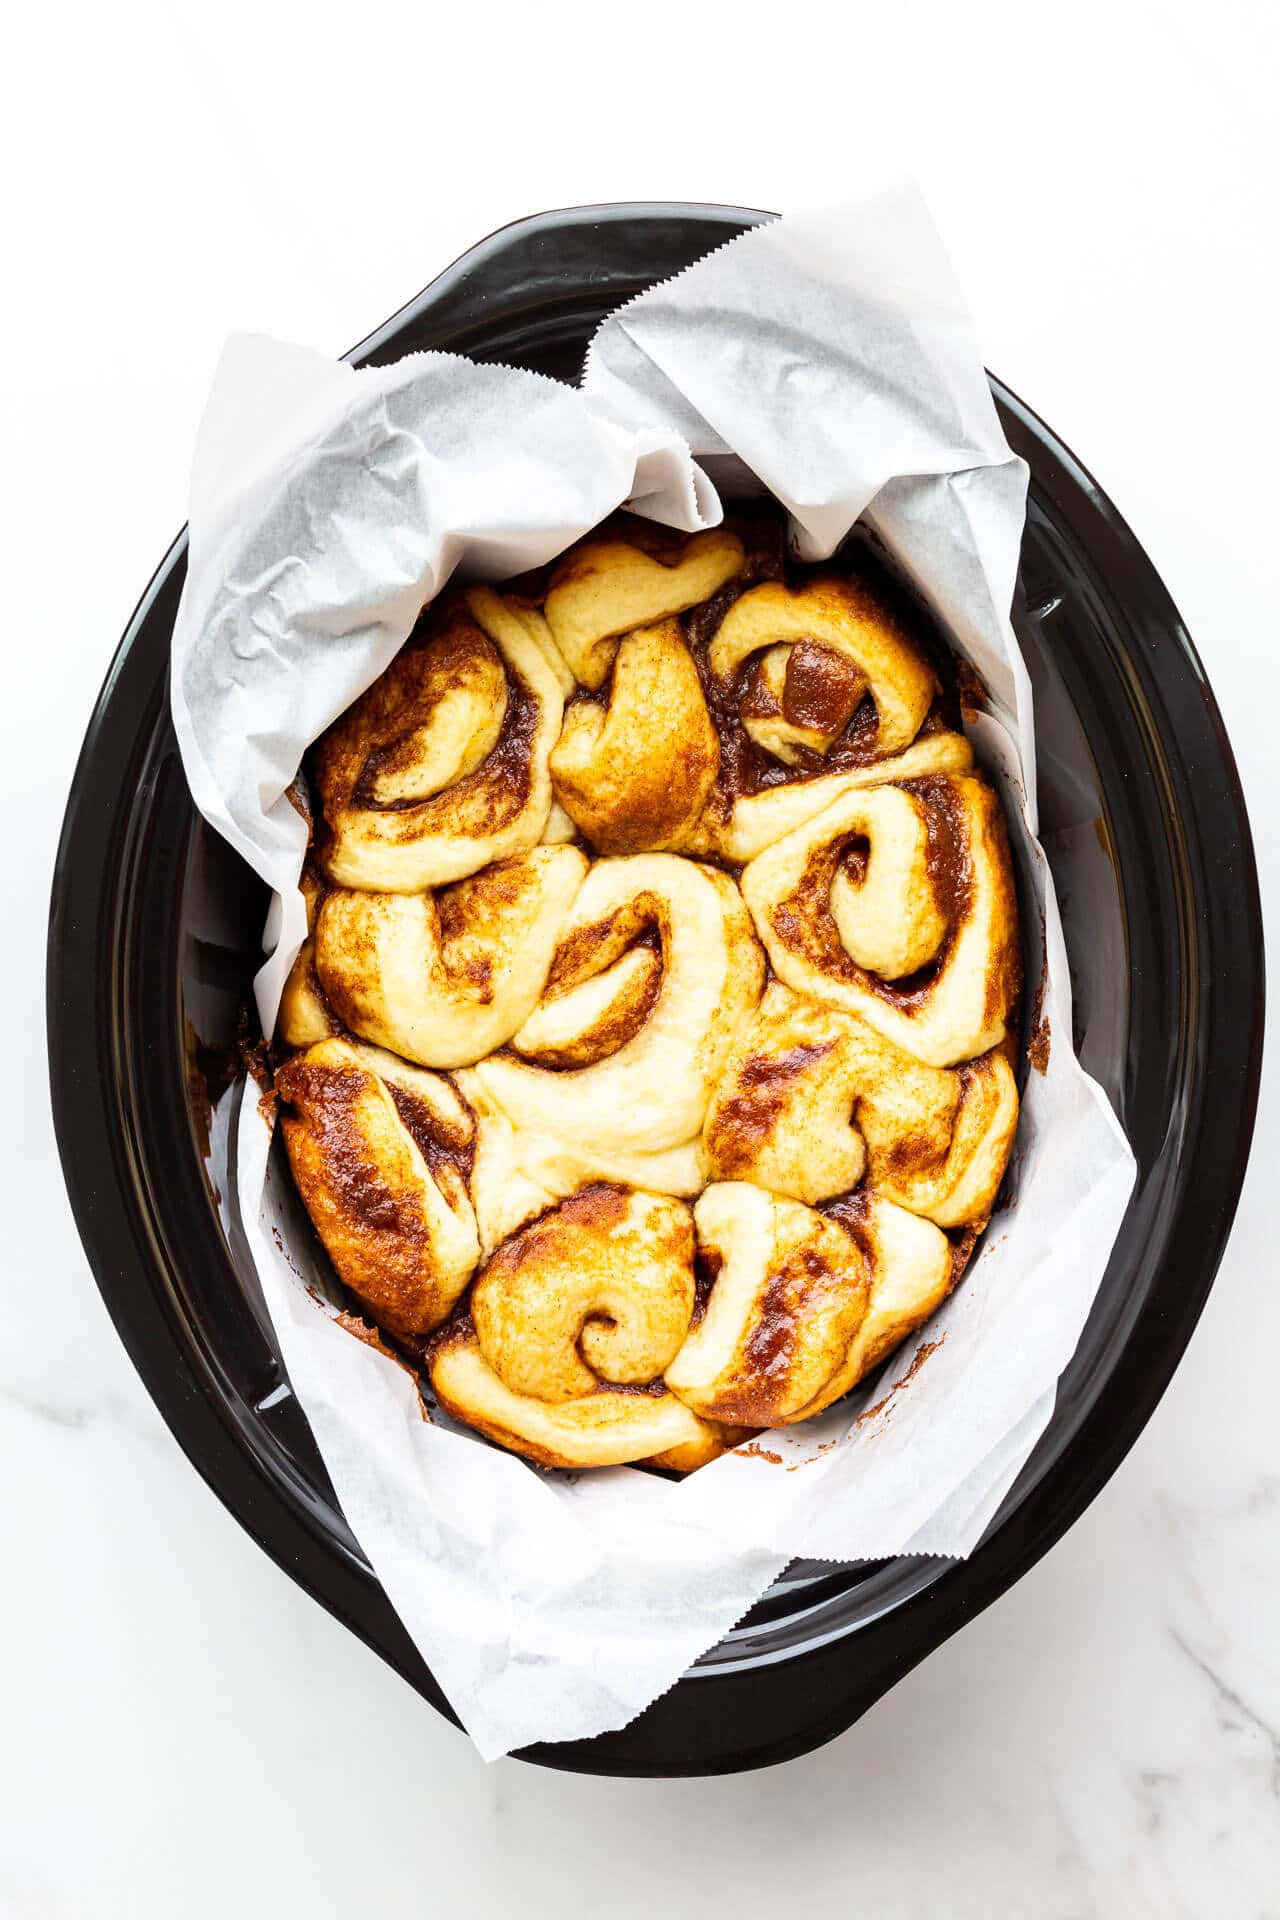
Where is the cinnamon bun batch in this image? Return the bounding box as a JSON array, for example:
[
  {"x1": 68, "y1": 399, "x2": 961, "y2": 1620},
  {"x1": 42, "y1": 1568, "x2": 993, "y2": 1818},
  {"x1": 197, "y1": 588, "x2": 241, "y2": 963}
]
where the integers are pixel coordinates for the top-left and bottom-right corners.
[{"x1": 275, "y1": 511, "x2": 1022, "y2": 1470}]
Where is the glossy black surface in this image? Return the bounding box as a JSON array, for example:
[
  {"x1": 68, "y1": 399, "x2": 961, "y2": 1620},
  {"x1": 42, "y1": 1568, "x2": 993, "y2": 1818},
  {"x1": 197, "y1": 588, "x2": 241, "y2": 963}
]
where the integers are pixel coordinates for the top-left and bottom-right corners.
[{"x1": 48, "y1": 205, "x2": 1264, "y2": 1776}]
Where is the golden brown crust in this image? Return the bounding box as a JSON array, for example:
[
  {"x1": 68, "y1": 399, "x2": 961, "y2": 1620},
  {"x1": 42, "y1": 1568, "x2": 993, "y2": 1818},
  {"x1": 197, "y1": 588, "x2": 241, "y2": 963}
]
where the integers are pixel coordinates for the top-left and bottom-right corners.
[
  {"x1": 549, "y1": 619, "x2": 720, "y2": 853},
  {"x1": 315, "y1": 598, "x2": 565, "y2": 891},
  {"x1": 430, "y1": 1326, "x2": 742, "y2": 1471},
  {"x1": 313, "y1": 846, "x2": 588, "y2": 1069},
  {"x1": 740, "y1": 772, "x2": 1022, "y2": 1067},
  {"x1": 471, "y1": 1185, "x2": 695, "y2": 1403},
  {"x1": 544, "y1": 529, "x2": 745, "y2": 690},
  {"x1": 277, "y1": 1038, "x2": 479, "y2": 1337},
  {"x1": 704, "y1": 982, "x2": 1019, "y2": 1227}
]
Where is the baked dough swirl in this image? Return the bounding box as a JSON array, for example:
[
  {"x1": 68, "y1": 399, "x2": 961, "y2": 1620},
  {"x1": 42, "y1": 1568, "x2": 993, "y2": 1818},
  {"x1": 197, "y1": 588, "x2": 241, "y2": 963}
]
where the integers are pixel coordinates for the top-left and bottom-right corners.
[
  {"x1": 311, "y1": 846, "x2": 588, "y2": 1069},
  {"x1": 475, "y1": 852, "x2": 766, "y2": 1159},
  {"x1": 277, "y1": 509, "x2": 1023, "y2": 1471},
  {"x1": 549, "y1": 618, "x2": 720, "y2": 853},
  {"x1": 314, "y1": 590, "x2": 566, "y2": 891},
  {"x1": 672, "y1": 560, "x2": 982, "y2": 865},
  {"x1": 703, "y1": 982, "x2": 1018, "y2": 1226},
  {"x1": 688, "y1": 728, "x2": 977, "y2": 866},
  {"x1": 665, "y1": 1183, "x2": 952, "y2": 1427},
  {"x1": 709, "y1": 576, "x2": 938, "y2": 758},
  {"x1": 740, "y1": 771, "x2": 1021, "y2": 1066},
  {"x1": 544, "y1": 527, "x2": 744, "y2": 689},
  {"x1": 429, "y1": 1186, "x2": 744, "y2": 1469},
  {"x1": 277, "y1": 1037, "x2": 479, "y2": 1338}
]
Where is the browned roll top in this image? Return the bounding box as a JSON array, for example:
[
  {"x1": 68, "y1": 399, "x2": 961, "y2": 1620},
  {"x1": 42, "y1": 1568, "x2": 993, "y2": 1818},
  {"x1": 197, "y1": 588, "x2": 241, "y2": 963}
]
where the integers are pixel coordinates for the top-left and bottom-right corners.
[
  {"x1": 314, "y1": 592, "x2": 567, "y2": 892},
  {"x1": 430, "y1": 1187, "x2": 748, "y2": 1470},
  {"x1": 277, "y1": 1038, "x2": 479, "y2": 1339},
  {"x1": 739, "y1": 770, "x2": 1021, "y2": 1067}
]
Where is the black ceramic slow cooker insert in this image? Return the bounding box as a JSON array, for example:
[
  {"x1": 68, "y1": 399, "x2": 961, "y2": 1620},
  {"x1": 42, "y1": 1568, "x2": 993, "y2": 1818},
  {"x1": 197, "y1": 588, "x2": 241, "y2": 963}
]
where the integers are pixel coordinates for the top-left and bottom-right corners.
[{"x1": 47, "y1": 203, "x2": 1264, "y2": 1777}]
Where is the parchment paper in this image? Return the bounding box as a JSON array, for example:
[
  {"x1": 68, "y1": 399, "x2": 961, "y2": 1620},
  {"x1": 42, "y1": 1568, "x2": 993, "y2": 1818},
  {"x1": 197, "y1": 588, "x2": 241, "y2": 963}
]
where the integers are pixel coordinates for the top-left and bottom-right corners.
[{"x1": 173, "y1": 178, "x2": 1135, "y2": 1759}]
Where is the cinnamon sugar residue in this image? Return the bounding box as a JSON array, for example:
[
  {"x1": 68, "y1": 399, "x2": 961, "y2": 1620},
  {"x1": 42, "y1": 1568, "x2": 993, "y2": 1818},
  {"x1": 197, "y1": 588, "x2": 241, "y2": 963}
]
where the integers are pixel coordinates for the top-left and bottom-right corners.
[
  {"x1": 706, "y1": 1038, "x2": 837, "y2": 1175},
  {"x1": 782, "y1": 642, "x2": 865, "y2": 736},
  {"x1": 734, "y1": 1240, "x2": 844, "y2": 1425},
  {"x1": 947, "y1": 1226, "x2": 980, "y2": 1286},
  {"x1": 954, "y1": 656, "x2": 989, "y2": 720},
  {"x1": 1028, "y1": 1015, "x2": 1051, "y2": 1075},
  {"x1": 335, "y1": 1310, "x2": 403, "y2": 1364},
  {"x1": 388, "y1": 1083, "x2": 475, "y2": 1186},
  {"x1": 1027, "y1": 927, "x2": 1050, "y2": 1074},
  {"x1": 856, "y1": 1335, "x2": 945, "y2": 1426},
  {"x1": 739, "y1": 1441, "x2": 783, "y2": 1465},
  {"x1": 284, "y1": 776, "x2": 313, "y2": 830},
  {"x1": 239, "y1": 1024, "x2": 275, "y2": 1095},
  {"x1": 786, "y1": 1435, "x2": 841, "y2": 1469}
]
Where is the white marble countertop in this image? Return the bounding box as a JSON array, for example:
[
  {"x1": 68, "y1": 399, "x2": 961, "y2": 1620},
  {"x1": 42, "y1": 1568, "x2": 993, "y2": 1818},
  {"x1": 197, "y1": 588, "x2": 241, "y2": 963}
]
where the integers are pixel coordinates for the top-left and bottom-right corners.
[{"x1": 6, "y1": 3, "x2": 1277, "y2": 1912}]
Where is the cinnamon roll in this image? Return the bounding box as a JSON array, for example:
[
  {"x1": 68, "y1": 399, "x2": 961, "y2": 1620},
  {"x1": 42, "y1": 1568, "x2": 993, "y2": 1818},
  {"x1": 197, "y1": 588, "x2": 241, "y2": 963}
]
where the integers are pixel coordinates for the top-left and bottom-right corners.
[
  {"x1": 429, "y1": 1186, "x2": 744, "y2": 1469},
  {"x1": 675, "y1": 555, "x2": 976, "y2": 865},
  {"x1": 314, "y1": 591, "x2": 566, "y2": 892},
  {"x1": 475, "y1": 852, "x2": 766, "y2": 1156},
  {"x1": 739, "y1": 772, "x2": 1021, "y2": 1066},
  {"x1": 664, "y1": 1183, "x2": 952, "y2": 1426},
  {"x1": 664, "y1": 1184, "x2": 872, "y2": 1426},
  {"x1": 709, "y1": 576, "x2": 938, "y2": 756},
  {"x1": 549, "y1": 618, "x2": 720, "y2": 853},
  {"x1": 312, "y1": 845, "x2": 588, "y2": 1069},
  {"x1": 704, "y1": 982, "x2": 1018, "y2": 1227},
  {"x1": 544, "y1": 527, "x2": 744, "y2": 689},
  {"x1": 276, "y1": 1037, "x2": 479, "y2": 1338}
]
